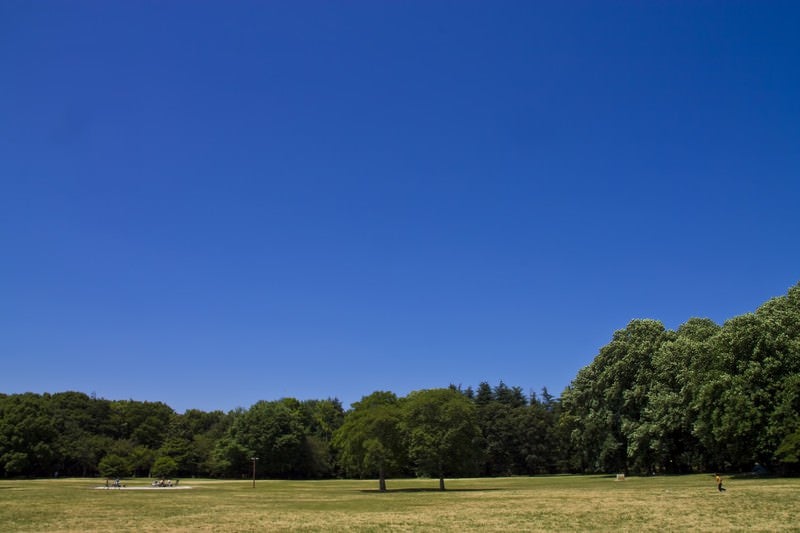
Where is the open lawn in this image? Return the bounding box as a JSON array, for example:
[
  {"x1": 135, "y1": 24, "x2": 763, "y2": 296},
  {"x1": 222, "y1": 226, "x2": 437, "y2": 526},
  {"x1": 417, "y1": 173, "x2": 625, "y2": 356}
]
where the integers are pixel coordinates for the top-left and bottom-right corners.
[{"x1": 1, "y1": 475, "x2": 797, "y2": 531}]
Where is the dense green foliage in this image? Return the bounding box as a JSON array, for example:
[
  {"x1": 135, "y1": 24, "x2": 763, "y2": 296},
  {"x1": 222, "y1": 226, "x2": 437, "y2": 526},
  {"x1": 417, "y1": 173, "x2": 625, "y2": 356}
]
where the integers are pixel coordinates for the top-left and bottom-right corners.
[
  {"x1": 332, "y1": 391, "x2": 406, "y2": 491},
  {"x1": 402, "y1": 388, "x2": 482, "y2": 490},
  {"x1": 2, "y1": 283, "x2": 799, "y2": 479},
  {"x1": 560, "y1": 283, "x2": 800, "y2": 474}
]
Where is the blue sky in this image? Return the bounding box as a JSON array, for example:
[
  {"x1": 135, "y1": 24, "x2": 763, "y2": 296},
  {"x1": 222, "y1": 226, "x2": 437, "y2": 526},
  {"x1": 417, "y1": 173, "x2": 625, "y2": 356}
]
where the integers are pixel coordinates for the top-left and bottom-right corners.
[{"x1": 2, "y1": 2, "x2": 799, "y2": 413}]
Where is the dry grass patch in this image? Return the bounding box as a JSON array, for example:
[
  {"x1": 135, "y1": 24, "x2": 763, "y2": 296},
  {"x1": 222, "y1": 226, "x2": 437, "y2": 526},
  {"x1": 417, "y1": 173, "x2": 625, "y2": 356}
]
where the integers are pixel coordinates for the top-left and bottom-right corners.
[{"x1": 1, "y1": 475, "x2": 798, "y2": 531}]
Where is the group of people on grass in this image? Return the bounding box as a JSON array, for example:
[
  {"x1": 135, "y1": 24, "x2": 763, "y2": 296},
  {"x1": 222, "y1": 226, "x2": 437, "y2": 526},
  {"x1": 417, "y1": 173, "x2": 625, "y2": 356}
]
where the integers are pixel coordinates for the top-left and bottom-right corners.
[{"x1": 151, "y1": 478, "x2": 178, "y2": 487}]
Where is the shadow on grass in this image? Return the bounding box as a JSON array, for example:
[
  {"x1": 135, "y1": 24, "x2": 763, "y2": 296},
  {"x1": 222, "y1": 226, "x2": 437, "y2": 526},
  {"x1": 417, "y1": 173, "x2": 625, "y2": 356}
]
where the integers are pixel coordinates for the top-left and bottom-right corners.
[
  {"x1": 729, "y1": 472, "x2": 776, "y2": 480},
  {"x1": 359, "y1": 487, "x2": 503, "y2": 493}
]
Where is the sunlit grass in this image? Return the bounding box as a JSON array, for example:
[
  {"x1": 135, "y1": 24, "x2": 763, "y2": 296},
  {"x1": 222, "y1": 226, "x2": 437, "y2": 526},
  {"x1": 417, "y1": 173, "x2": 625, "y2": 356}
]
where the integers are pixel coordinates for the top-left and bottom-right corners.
[{"x1": 0, "y1": 475, "x2": 797, "y2": 531}]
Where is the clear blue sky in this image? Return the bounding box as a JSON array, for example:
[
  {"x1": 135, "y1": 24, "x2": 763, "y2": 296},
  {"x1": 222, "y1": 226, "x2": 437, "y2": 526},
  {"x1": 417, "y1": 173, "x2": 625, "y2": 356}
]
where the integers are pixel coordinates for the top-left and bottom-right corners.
[{"x1": 2, "y1": 2, "x2": 798, "y2": 413}]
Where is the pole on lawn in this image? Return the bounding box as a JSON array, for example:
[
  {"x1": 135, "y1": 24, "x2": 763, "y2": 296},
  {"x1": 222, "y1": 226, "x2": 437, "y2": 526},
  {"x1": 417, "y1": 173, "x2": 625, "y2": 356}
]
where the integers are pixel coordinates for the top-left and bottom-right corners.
[{"x1": 251, "y1": 456, "x2": 258, "y2": 488}]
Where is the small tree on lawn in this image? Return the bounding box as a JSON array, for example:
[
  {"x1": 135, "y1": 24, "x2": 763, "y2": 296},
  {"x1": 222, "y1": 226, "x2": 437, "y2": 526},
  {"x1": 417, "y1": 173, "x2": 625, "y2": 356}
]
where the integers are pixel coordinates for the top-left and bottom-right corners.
[
  {"x1": 151, "y1": 456, "x2": 179, "y2": 479},
  {"x1": 98, "y1": 454, "x2": 130, "y2": 479}
]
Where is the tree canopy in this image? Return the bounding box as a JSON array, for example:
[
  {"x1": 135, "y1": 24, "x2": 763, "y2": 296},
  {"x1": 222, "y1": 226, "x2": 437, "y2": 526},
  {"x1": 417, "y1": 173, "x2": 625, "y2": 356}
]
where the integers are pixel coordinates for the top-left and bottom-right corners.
[
  {"x1": 403, "y1": 388, "x2": 482, "y2": 490},
  {"x1": 333, "y1": 391, "x2": 406, "y2": 491}
]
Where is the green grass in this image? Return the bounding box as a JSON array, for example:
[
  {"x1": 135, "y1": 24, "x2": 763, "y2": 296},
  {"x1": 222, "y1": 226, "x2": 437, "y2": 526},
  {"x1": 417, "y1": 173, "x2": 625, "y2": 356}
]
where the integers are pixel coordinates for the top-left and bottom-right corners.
[{"x1": 1, "y1": 475, "x2": 798, "y2": 531}]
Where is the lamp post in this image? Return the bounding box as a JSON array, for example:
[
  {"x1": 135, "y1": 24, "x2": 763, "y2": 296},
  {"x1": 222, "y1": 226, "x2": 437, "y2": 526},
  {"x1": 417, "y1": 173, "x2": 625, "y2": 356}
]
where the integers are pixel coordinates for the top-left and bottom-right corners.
[{"x1": 250, "y1": 456, "x2": 258, "y2": 488}]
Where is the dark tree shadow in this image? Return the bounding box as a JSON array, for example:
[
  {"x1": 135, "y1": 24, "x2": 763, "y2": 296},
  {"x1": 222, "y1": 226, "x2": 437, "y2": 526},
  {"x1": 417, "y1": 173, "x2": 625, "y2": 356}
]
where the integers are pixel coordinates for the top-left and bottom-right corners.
[{"x1": 359, "y1": 487, "x2": 503, "y2": 493}]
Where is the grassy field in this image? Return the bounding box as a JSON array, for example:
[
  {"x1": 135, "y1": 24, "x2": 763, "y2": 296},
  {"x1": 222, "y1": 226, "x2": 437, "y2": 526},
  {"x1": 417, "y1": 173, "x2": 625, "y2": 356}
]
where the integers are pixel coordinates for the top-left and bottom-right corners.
[{"x1": 1, "y1": 474, "x2": 798, "y2": 531}]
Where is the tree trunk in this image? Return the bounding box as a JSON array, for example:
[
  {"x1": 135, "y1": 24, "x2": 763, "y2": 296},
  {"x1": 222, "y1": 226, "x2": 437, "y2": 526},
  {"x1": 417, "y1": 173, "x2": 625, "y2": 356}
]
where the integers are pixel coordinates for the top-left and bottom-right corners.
[
  {"x1": 379, "y1": 465, "x2": 386, "y2": 492},
  {"x1": 439, "y1": 476, "x2": 446, "y2": 491}
]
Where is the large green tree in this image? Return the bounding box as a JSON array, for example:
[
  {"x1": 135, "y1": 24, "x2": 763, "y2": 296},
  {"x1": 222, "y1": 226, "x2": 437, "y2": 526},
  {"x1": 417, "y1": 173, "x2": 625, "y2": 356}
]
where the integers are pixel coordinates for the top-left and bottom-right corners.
[
  {"x1": 0, "y1": 393, "x2": 58, "y2": 477},
  {"x1": 217, "y1": 398, "x2": 340, "y2": 479},
  {"x1": 693, "y1": 285, "x2": 800, "y2": 471},
  {"x1": 635, "y1": 318, "x2": 719, "y2": 473},
  {"x1": 333, "y1": 391, "x2": 406, "y2": 491},
  {"x1": 561, "y1": 319, "x2": 672, "y2": 473},
  {"x1": 403, "y1": 388, "x2": 481, "y2": 490}
]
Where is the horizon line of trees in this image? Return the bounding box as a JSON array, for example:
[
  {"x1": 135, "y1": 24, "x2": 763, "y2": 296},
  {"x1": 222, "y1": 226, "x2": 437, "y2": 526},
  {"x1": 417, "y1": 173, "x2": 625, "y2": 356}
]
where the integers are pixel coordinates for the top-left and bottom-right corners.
[{"x1": 2, "y1": 283, "x2": 799, "y2": 486}]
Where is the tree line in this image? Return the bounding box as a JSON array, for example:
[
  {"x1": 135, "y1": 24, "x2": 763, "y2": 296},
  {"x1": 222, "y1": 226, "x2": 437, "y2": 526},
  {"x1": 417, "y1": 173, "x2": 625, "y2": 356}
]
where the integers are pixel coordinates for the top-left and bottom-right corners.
[{"x1": 2, "y1": 283, "x2": 798, "y2": 485}]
